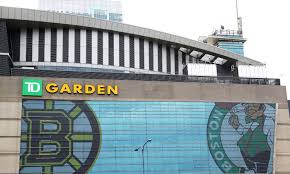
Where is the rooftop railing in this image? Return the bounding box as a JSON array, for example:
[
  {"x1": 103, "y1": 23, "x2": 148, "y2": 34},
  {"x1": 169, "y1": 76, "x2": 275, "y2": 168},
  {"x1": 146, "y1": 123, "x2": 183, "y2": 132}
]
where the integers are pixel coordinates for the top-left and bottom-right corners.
[{"x1": 11, "y1": 68, "x2": 280, "y2": 86}]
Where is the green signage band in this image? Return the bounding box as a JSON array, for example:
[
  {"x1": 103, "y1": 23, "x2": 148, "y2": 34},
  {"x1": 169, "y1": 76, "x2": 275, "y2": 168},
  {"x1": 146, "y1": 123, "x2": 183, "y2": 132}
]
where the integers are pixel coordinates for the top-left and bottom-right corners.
[{"x1": 22, "y1": 79, "x2": 43, "y2": 97}]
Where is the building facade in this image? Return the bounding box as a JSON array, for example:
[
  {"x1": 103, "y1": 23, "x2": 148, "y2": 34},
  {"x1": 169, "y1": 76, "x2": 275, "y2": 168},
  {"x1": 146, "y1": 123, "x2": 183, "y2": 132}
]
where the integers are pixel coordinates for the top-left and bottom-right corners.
[
  {"x1": 38, "y1": 0, "x2": 122, "y2": 22},
  {"x1": 0, "y1": 6, "x2": 289, "y2": 174}
]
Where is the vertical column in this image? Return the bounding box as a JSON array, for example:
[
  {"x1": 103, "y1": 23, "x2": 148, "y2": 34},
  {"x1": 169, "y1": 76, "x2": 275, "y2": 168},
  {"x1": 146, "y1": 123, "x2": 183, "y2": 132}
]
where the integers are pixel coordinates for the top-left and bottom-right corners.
[
  {"x1": 92, "y1": 30, "x2": 98, "y2": 65},
  {"x1": 144, "y1": 40, "x2": 149, "y2": 70},
  {"x1": 178, "y1": 51, "x2": 183, "y2": 75},
  {"x1": 113, "y1": 33, "x2": 119, "y2": 67},
  {"x1": 134, "y1": 37, "x2": 140, "y2": 69},
  {"x1": 80, "y1": 29, "x2": 86, "y2": 64},
  {"x1": 124, "y1": 35, "x2": 130, "y2": 68},
  {"x1": 170, "y1": 47, "x2": 175, "y2": 75},
  {"x1": 44, "y1": 28, "x2": 51, "y2": 62},
  {"x1": 32, "y1": 28, "x2": 39, "y2": 62},
  {"x1": 68, "y1": 29, "x2": 75, "y2": 63},
  {"x1": 20, "y1": 28, "x2": 27, "y2": 62},
  {"x1": 103, "y1": 31, "x2": 109, "y2": 66},
  {"x1": 162, "y1": 45, "x2": 167, "y2": 73},
  {"x1": 56, "y1": 28, "x2": 63, "y2": 63}
]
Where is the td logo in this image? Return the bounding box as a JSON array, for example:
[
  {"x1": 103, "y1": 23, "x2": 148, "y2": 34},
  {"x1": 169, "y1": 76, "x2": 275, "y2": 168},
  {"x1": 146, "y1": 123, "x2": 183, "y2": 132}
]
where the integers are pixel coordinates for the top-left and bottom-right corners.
[{"x1": 22, "y1": 79, "x2": 43, "y2": 96}]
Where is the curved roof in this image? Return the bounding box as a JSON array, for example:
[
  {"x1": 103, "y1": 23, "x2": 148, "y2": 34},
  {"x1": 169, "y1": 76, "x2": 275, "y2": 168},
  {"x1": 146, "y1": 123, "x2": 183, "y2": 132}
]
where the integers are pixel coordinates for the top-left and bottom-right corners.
[{"x1": 0, "y1": 6, "x2": 263, "y2": 66}]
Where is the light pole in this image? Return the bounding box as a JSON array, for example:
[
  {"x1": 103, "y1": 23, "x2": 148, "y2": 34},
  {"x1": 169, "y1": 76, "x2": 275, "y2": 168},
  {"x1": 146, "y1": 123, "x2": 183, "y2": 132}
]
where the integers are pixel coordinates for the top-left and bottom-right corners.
[{"x1": 134, "y1": 139, "x2": 152, "y2": 174}]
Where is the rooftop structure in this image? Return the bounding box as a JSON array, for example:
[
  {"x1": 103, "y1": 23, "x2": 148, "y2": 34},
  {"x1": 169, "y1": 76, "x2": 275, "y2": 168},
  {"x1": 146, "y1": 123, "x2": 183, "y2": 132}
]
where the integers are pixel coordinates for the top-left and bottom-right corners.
[
  {"x1": 199, "y1": 0, "x2": 246, "y2": 56},
  {"x1": 199, "y1": 26, "x2": 247, "y2": 56}
]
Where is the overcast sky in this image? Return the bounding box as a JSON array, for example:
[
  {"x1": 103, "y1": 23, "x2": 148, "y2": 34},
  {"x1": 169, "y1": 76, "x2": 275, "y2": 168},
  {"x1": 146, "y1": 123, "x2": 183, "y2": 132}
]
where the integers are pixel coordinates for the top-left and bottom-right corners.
[{"x1": 1, "y1": 0, "x2": 290, "y2": 97}]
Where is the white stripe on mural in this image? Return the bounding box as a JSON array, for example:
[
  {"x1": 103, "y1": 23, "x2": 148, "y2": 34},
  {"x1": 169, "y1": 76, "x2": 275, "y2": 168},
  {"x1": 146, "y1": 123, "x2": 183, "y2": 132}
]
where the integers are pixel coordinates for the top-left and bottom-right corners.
[
  {"x1": 80, "y1": 29, "x2": 86, "y2": 64},
  {"x1": 134, "y1": 37, "x2": 140, "y2": 69},
  {"x1": 68, "y1": 29, "x2": 75, "y2": 63},
  {"x1": 144, "y1": 39, "x2": 149, "y2": 70},
  {"x1": 162, "y1": 45, "x2": 167, "y2": 73},
  {"x1": 32, "y1": 28, "x2": 39, "y2": 62},
  {"x1": 153, "y1": 42, "x2": 158, "y2": 72},
  {"x1": 92, "y1": 30, "x2": 98, "y2": 65},
  {"x1": 56, "y1": 28, "x2": 63, "y2": 63},
  {"x1": 170, "y1": 47, "x2": 175, "y2": 75},
  {"x1": 103, "y1": 31, "x2": 109, "y2": 66},
  {"x1": 124, "y1": 35, "x2": 130, "y2": 68},
  {"x1": 20, "y1": 28, "x2": 27, "y2": 62},
  {"x1": 44, "y1": 28, "x2": 51, "y2": 62},
  {"x1": 114, "y1": 33, "x2": 119, "y2": 67}
]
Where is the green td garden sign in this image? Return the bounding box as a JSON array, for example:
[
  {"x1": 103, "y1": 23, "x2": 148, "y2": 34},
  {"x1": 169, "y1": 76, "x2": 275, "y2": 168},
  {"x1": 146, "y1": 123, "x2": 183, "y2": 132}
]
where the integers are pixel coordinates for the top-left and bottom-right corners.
[
  {"x1": 22, "y1": 78, "x2": 119, "y2": 97},
  {"x1": 22, "y1": 79, "x2": 43, "y2": 97}
]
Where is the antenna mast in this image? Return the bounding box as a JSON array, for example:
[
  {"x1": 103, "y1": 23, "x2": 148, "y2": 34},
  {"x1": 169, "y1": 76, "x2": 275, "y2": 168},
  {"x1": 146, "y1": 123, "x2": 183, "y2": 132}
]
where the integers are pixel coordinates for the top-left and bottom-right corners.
[{"x1": 236, "y1": 0, "x2": 243, "y2": 35}]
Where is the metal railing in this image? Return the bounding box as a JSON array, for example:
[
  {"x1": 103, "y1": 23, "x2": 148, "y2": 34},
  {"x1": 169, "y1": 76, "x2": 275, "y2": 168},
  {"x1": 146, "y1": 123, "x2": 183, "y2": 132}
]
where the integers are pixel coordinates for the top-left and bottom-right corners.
[{"x1": 11, "y1": 68, "x2": 280, "y2": 86}]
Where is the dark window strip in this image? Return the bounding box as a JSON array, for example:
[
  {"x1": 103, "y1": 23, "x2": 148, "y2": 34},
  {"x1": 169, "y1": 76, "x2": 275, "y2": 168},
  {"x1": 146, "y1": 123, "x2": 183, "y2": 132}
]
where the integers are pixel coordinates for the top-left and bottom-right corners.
[
  {"x1": 119, "y1": 34, "x2": 124, "y2": 67},
  {"x1": 97, "y1": 31, "x2": 103, "y2": 65},
  {"x1": 38, "y1": 28, "x2": 45, "y2": 62},
  {"x1": 175, "y1": 49, "x2": 179, "y2": 75},
  {"x1": 149, "y1": 41, "x2": 153, "y2": 71},
  {"x1": 139, "y1": 38, "x2": 144, "y2": 69},
  {"x1": 86, "y1": 30, "x2": 92, "y2": 64},
  {"x1": 108, "y1": 32, "x2": 114, "y2": 66},
  {"x1": 75, "y1": 29, "x2": 80, "y2": 63},
  {"x1": 158, "y1": 44, "x2": 162, "y2": 72},
  {"x1": 26, "y1": 28, "x2": 33, "y2": 62},
  {"x1": 166, "y1": 46, "x2": 171, "y2": 73},
  {"x1": 129, "y1": 35, "x2": 134, "y2": 68},
  {"x1": 10, "y1": 29, "x2": 20, "y2": 62},
  {"x1": 182, "y1": 52, "x2": 186, "y2": 65},
  {"x1": 50, "y1": 28, "x2": 57, "y2": 62},
  {"x1": 62, "y1": 28, "x2": 69, "y2": 63}
]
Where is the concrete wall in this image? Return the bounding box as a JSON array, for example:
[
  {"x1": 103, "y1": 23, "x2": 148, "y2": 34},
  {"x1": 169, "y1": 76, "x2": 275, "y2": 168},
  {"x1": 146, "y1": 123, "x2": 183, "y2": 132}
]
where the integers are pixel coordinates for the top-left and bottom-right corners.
[
  {"x1": 0, "y1": 76, "x2": 289, "y2": 173},
  {"x1": 0, "y1": 77, "x2": 21, "y2": 174},
  {"x1": 275, "y1": 103, "x2": 290, "y2": 174}
]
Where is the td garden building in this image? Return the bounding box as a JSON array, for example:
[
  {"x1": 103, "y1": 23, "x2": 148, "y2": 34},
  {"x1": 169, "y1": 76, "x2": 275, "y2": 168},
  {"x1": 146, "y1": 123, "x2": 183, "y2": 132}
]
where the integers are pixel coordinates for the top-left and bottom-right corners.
[{"x1": 0, "y1": 6, "x2": 289, "y2": 174}]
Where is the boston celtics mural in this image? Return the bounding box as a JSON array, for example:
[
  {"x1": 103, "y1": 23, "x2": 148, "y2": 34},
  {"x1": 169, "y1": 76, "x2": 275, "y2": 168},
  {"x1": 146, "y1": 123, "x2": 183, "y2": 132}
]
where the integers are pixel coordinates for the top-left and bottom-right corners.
[
  {"x1": 20, "y1": 100, "x2": 276, "y2": 174},
  {"x1": 208, "y1": 103, "x2": 275, "y2": 174}
]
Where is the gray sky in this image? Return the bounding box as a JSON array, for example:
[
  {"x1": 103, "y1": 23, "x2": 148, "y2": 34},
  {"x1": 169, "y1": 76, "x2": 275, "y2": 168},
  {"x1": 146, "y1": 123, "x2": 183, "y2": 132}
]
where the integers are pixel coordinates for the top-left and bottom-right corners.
[{"x1": 1, "y1": 0, "x2": 290, "y2": 97}]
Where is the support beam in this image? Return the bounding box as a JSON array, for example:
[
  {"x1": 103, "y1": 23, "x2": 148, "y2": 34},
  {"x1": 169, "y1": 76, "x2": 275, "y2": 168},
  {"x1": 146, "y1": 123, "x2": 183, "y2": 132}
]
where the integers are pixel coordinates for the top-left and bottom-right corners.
[
  {"x1": 197, "y1": 53, "x2": 206, "y2": 60},
  {"x1": 210, "y1": 56, "x2": 218, "y2": 63}
]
